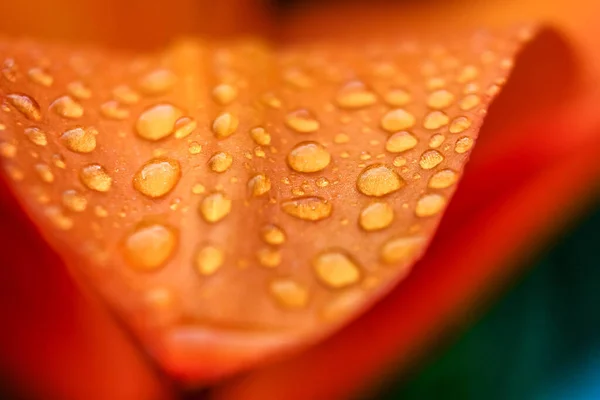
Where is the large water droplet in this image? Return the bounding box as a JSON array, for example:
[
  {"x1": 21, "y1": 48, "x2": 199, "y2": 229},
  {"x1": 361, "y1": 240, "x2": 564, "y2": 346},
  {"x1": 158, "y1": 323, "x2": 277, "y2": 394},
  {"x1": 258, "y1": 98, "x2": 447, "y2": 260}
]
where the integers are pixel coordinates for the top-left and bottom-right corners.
[
  {"x1": 261, "y1": 224, "x2": 286, "y2": 245},
  {"x1": 335, "y1": 81, "x2": 377, "y2": 109},
  {"x1": 287, "y1": 141, "x2": 331, "y2": 173},
  {"x1": 50, "y1": 95, "x2": 84, "y2": 119},
  {"x1": 427, "y1": 89, "x2": 455, "y2": 109},
  {"x1": 423, "y1": 111, "x2": 449, "y2": 130},
  {"x1": 455, "y1": 136, "x2": 474, "y2": 153},
  {"x1": 136, "y1": 104, "x2": 182, "y2": 141},
  {"x1": 459, "y1": 94, "x2": 481, "y2": 111},
  {"x1": 269, "y1": 279, "x2": 309, "y2": 309},
  {"x1": 199, "y1": 192, "x2": 232, "y2": 223},
  {"x1": 80, "y1": 164, "x2": 112, "y2": 192},
  {"x1": 415, "y1": 193, "x2": 446, "y2": 217},
  {"x1": 449, "y1": 116, "x2": 471, "y2": 134},
  {"x1": 385, "y1": 131, "x2": 418, "y2": 153},
  {"x1": 24, "y1": 127, "x2": 48, "y2": 146},
  {"x1": 6, "y1": 94, "x2": 42, "y2": 121},
  {"x1": 212, "y1": 112, "x2": 239, "y2": 139},
  {"x1": 285, "y1": 109, "x2": 319, "y2": 133},
  {"x1": 313, "y1": 250, "x2": 361, "y2": 289},
  {"x1": 123, "y1": 223, "x2": 177, "y2": 271},
  {"x1": 212, "y1": 83, "x2": 238, "y2": 105},
  {"x1": 356, "y1": 164, "x2": 404, "y2": 197},
  {"x1": 173, "y1": 117, "x2": 197, "y2": 139},
  {"x1": 281, "y1": 196, "x2": 332, "y2": 221},
  {"x1": 428, "y1": 169, "x2": 457, "y2": 189},
  {"x1": 248, "y1": 173, "x2": 271, "y2": 197},
  {"x1": 380, "y1": 236, "x2": 424, "y2": 264},
  {"x1": 133, "y1": 158, "x2": 181, "y2": 198},
  {"x1": 60, "y1": 127, "x2": 98, "y2": 153},
  {"x1": 138, "y1": 69, "x2": 176, "y2": 95},
  {"x1": 62, "y1": 189, "x2": 88, "y2": 212},
  {"x1": 380, "y1": 109, "x2": 415, "y2": 132},
  {"x1": 250, "y1": 127, "x2": 271, "y2": 146},
  {"x1": 194, "y1": 245, "x2": 224, "y2": 276},
  {"x1": 359, "y1": 201, "x2": 394, "y2": 231},
  {"x1": 419, "y1": 150, "x2": 444, "y2": 170},
  {"x1": 28, "y1": 67, "x2": 53, "y2": 87},
  {"x1": 208, "y1": 152, "x2": 233, "y2": 173}
]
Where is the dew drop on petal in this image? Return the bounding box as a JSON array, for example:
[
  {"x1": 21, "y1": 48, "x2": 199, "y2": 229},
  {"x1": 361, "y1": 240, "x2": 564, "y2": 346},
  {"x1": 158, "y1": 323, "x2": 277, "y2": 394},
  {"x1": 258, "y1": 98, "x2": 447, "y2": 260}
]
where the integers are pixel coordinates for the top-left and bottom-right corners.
[
  {"x1": 50, "y1": 95, "x2": 84, "y2": 119},
  {"x1": 138, "y1": 69, "x2": 176, "y2": 95},
  {"x1": 313, "y1": 251, "x2": 361, "y2": 289},
  {"x1": 269, "y1": 279, "x2": 309, "y2": 309},
  {"x1": 455, "y1": 136, "x2": 474, "y2": 153},
  {"x1": 136, "y1": 104, "x2": 182, "y2": 141},
  {"x1": 194, "y1": 245, "x2": 224, "y2": 276},
  {"x1": 100, "y1": 100, "x2": 129, "y2": 120},
  {"x1": 250, "y1": 127, "x2": 271, "y2": 146},
  {"x1": 257, "y1": 247, "x2": 282, "y2": 268},
  {"x1": 356, "y1": 164, "x2": 404, "y2": 197},
  {"x1": 427, "y1": 89, "x2": 454, "y2": 109},
  {"x1": 208, "y1": 152, "x2": 233, "y2": 173},
  {"x1": 24, "y1": 127, "x2": 48, "y2": 146},
  {"x1": 287, "y1": 141, "x2": 331, "y2": 173},
  {"x1": 62, "y1": 189, "x2": 87, "y2": 212},
  {"x1": 173, "y1": 117, "x2": 197, "y2": 139},
  {"x1": 415, "y1": 193, "x2": 446, "y2": 217},
  {"x1": 380, "y1": 236, "x2": 424, "y2": 264},
  {"x1": 359, "y1": 201, "x2": 394, "y2": 231},
  {"x1": 80, "y1": 164, "x2": 112, "y2": 192},
  {"x1": 285, "y1": 109, "x2": 320, "y2": 133},
  {"x1": 212, "y1": 112, "x2": 239, "y2": 139},
  {"x1": 428, "y1": 169, "x2": 458, "y2": 189},
  {"x1": 199, "y1": 192, "x2": 232, "y2": 223},
  {"x1": 385, "y1": 131, "x2": 418, "y2": 153},
  {"x1": 281, "y1": 196, "x2": 332, "y2": 221},
  {"x1": 60, "y1": 127, "x2": 97, "y2": 153},
  {"x1": 335, "y1": 81, "x2": 377, "y2": 109},
  {"x1": 212, "y1": 83, "x2": 238, "y2": 105},
  {"x1": 380, "y1": 109, "x2": 415, "y2": 132},
  {"x1": 419, "y1": 150, "x2": 444, "y2": 170},
  {"x1": 6, "y1": 94, "x2": 42, "y2": 121},
  {"x1": 133, "y1": 158, "x2": 181, "y2": 198},
  {"x1": 123, "y1": 223, "x2": 177, "y2": 271},
  {"x1": 423, "y1": 111, "x2": 449, "y2": 130},
  {"x1": 247, "y1": 173, "x2": 271, "y2": 197},
  {"x1": 261, "y1": 224, "x2": 286, "y2": 245},
  {"x1": 449, "y1": 116, "x2": 472, "y2": 134}
]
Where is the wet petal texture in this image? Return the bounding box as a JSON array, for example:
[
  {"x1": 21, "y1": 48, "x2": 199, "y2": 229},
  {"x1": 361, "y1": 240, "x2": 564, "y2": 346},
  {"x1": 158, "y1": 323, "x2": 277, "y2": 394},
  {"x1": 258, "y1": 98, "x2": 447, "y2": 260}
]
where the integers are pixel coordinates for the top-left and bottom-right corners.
[{"x1": 0, "y1": 27, "x2": 532, "y2": 382}]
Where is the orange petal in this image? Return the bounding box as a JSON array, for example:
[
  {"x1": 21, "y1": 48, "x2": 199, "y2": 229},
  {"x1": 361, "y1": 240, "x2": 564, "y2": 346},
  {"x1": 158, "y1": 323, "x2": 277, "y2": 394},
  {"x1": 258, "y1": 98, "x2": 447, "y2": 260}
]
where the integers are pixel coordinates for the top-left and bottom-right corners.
[{"x1": 0, "y1": 25, "x2": 534, "y2": 385}]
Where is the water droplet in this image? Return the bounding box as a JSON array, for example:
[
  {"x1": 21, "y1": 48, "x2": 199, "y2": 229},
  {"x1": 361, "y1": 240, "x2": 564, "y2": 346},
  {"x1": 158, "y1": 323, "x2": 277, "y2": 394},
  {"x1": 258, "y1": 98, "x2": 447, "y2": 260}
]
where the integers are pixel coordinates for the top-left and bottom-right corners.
[
  {"x1": 419, "y1": 150, "x2": 444, "y2": 169},
  {"x1": 5, "y1": 165, "x2": 24, "y2": 181},
  {"x1": 250, "y1": 127, "x2": 271, "y2": 146},
  {"x1": 426, "y1": 77, "x2": 446, "y2": 90},
  {"x1": 62, "y1": 189, "x2": 87, "y2": 212},
  {"x1": 208, "y1": 152, "x2": 233, "y2": 173},
  {"x1": 123, "y1": 223, "x2": 177, "y2": 271},
  {"x1": 359, "y1": 201, "x2": 394, "y2": 231},
  {"x1": 67, "y1": 81, "x2": 92, "y2": 100},
  {"x1": 415, "y1": 193, "x2": 446, "y2": 217},
  {"x1": 269, "y1": 279, "x2": 309, "y2": 309},
  {"x1": 333, "y1": 133, "x2": 349, "y2": 144},
  {"x1": 6, "y1": 94, "x2": 41, "y2": 121},
  {"x1": 356, "y1": 164, "x2": 404, "y2": 197},
  {"x1": 335, "y1": 81, "x2": 377, "y2": 109},
  {"x1": 385, "y1": 131, "x2": 418, "y2": 153},
  {"x1": 212, "y1": 112, "x2": 238, "y2": 139},
  {"x1": 113, "y1": 85, "x2": 139, "y2": 104},
  {"x1": 423, "y1": 111, "x2": 449, "y2": 130},
  {"x1": 287, "y1": 141, "x2": 331, "y2": 173},
  {"x1": 427, "y1": 89, "x2": 455, "y2": 109},
  {"x1": 455, "y1": 136, "x2": 474, "y2": 153},
  {"x1": 429, "y1": 134, "x2": 445, "y2": 148},
  {"x1": 136, "y1": 104, "x2": 182, "y2": 141},
  {"x1": 281, "y1": 196, "x2": 332, "y2": 221},
  {"x1": 459, "y1": 94, "x2": 481, "y2": 111},
  {"x1": 316, "y1": 177, "x2": 330, "y2": 188},
  {"x1": 449, "y1": 116, "x2": 471, "y2": 134},
  {"x1": 80, "y1": 164, "x2": 112, "y2": 192},
  {"x1": 313, "y1": 250, "x2": 361, "y2": 289},
  {"x1": 2, "y1": 59, "x2": 17, "y2": 82},
  {"x1": 52, "y1": 154, "x2": 66, "y2": 169},
  {"x1": 24, "y1": 127, "x2": 48, "y2": 146},
  {"x1": 60, "y1": 127, "x2": 97, "y2": 153},
  {"x1": 138, "y1": 69, "x2": 176, "y2": 95},
  {"x1": 133, "y1": 158, "x2": 181, "y2": 198},
  {"x1": 257, "y1": 247, "x2": 281, "y2": 268},
  {"x1": 428, "y1": 169, "x2": 457, "y2": 189},
  {"x1": 0, "y1": 142, "x2": 16, "y2": 158},
  {"x1": 191, "y1": 183, "x2": 206, "y2": 194},
  {"x1": 285, "y1": 109, "x2": 319, "y2": 133},
  {"x1": 262, "y1": 92, "x2": 282, "y2": 109},
  {"x1": 380, "y1": 109, "x2": 415, "y2": 132},
  {"x1": 393, "y1": 156, "x2": 406, "y2": 167},
  {"x1": 384, "y1": 88, "x2": 411, "y2": 107},
  {"x1": 248, "y1": 173, "x2": 271, "y2": 197},
  {"x1": 212, "y1": 83, "x2": 238, "y2": 105},
  {"x1": 194, "y1": 245, "x2": 224, "y2": 276},
  {"x1": 35, "y1": 163, "x2": 54, "y2": 183},
  {"x1": 380, "y1": 236, "x2": 424, "y2": 264},
  {"x1": 28, "y1": 67, "x2": 53, "y2": 87},
  {"x1": 261, "y1": 224, "x2": 286, "y2": 245},
  {"x1": 173, "y1": 117, "x2": 197, "y2": 139},
  {"x1": 283, "y1": 68, "x2": 313, "y2": 88},
  {"x1": 100, "y1": 100, "x2": 129, "y2": 120},
  {"x1": 188, "y1": 141, "x2": 202, "y2": 154},
  {"x1": 94, "y1": 205, "x2": 108, "y2": 217},
  {"x1": 50, "y1": 95, "x2": 84, "y2": 119},
  {"x1": 45, "y1": 206, "x2": 73, "y2": 230},
  {"x1": 199, "y1": 192, "x2": 232, "y2": 223},
  {"x1": 457, "y1": 65, "x2": 479, "y2": 83}
]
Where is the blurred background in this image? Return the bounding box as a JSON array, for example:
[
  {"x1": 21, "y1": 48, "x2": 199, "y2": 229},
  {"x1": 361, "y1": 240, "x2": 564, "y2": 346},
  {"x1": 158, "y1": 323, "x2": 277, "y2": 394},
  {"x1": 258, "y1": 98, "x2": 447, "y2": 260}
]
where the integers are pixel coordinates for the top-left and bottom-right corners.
[{"x1": 0, "y1": 0, "x2": 599, "y2": 399}]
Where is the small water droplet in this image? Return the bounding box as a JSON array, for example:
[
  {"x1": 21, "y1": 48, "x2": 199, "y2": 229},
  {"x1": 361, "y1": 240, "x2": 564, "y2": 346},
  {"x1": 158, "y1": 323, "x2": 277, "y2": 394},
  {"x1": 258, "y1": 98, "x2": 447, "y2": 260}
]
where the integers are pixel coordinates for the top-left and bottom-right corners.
[
  {"x1": 313, "y1": 250, "x2": 361, "y2": 289},
  {"x1": 285, "y1": 109, "x2": 319, "y2": 133},
  {"x1": 192, "y1": 183, "x2": 206, "y2": 194},
  {"x1": 281, "y1": 196, "x2": 332, "y2": 221},
  {"x1": 113, "y1": 85, "x2": 139, "y2": 104},
  {"x1": 385, "y1": 131, "x2": 418, "y2": 153},
  {"x1": 6, "y1": 94, "x2": 42, "y2": 121},
  {"x1": 24, "y1": 127, "x2": 48, "y2": 146},
  {"x1": 335, "y1": 81, "x2": 377, "y2": 109},
  {"x1": 60, "y1": 127, "x2": 97, "y2": 153},
  {"x1": 316, "y1": 177, "x2": 330, "y2": 188},
  {"x1": 380, "y1": 108, "x2": 415, "y2": 132},
  {"x1": 427, "y1": 89, "x2": 455, "y2": 109},
  {"x1": 248, "y1": 173, "x2": 271, "y2": 197},
  {"x1": 123, "y1": 223, "x2": 177, "y2": 271},
  {"x1": 80, "y1": 164, "x2": 112, "y2": 192},
  {"x1": 67, "y1": 81, "x2": 92, "y2": 100},
  {"x1": 419, "y1": 150, "x2": 444, "y2": 169},
  {"x1": 188, "y1": 141, "x2": 202, "y2": 154},
  {"x1": 199, "y1": 192, "x2": 232, "y2": 223},
  {"x1": 212, "y1": 112, "x2": 239, "y2": 139},
  {"x1": 28, "y1": 67, "x2": 53, "y2": 87},
  {"x1": 208, "y1": 152, "x2": 233, "y2": 173},
  {"x1": 133, "y1": 158, "x2": 181, "y2": 198},
  {"x1": 94, "y1": 205, "x2": 108, "y2": 217},
  {"x1": 173, "y1": 117, "x2": 197, "y2": 139},
  {"x1": 380, "y1": 236, "x2": 424, "y2": 264},
  {"x1": 261, "y1": 224, "x2": 286, "y2": 245},
  {"x1": 45, "y1": 206, "x2": 73, "y2": 230},
  {"x1": 283, "y1": 68, "x2": 313, "y2": 88},
  {"x1": 459, "y1": 94, "x2": 481, "y2": 111},
  {"x1": 384, "y1": 88, "x2": 411, "y2": 107},
  {"x1": 262, "y1": 92, "x2": 282, "y2": 109},
  {"x1": 250, "y1": 127, "x2": 271, "y2": 146},
  {"x1": 269, "y1": 279, "x2": 309, "y2": 309},
  {"x1": 136, "y1": 104, "x2": 182, "y2": 141},
  {"x1": 359, "y1": 201, "x2": 394, "y2": 231},
  {"x1": 194, "y1": 245, "x2": 224, "y2": 276},
  {"x1": 333, "y1": 133, "x2": 349, "y2": 144},
  {"x1": 62, "y1": 189, "x2": 87, "y2": 212},
  {"x1": 415, "y1": 193, "x2": 446, "y2": 217},
  {"x1": 138, "y1": 69, "x2": 176, "y2": 95},
  {"x1": 356, "y1": 164, "x2": 404, "y2": 197},
  {"x1": 287, "y1": 141, "x2": 331, "y2": 173},
  {"x1": 393, "y1": 156, "x2": 407, "y2": 167},
  {"x1": 52, "y1": 154, "x2": 66, "y2": 169},
  {"x1": 423, "y1": 111, "x2": 449, "y2": 130},
  {"x1": 457, "y1": 65, "x2": 479, "y2": 83},
  {"x1": 50, "y1": 95, "x2": 84, "y2": 119},
  {"x1": 257, "y1": 247, "x2": 281, "y2": 268},
  {"x1": 35, "y1": 163, "x2": 54, "y2": 183},
  {"x1": 212, "y1": 83, "x2": 238, "y2": 105},
  {"x1": 100, "y1": 100, "x2": 129, "y2": 120},
  {"x1": 455, "y1": 136, "x2": 474, "y2": 153}
]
